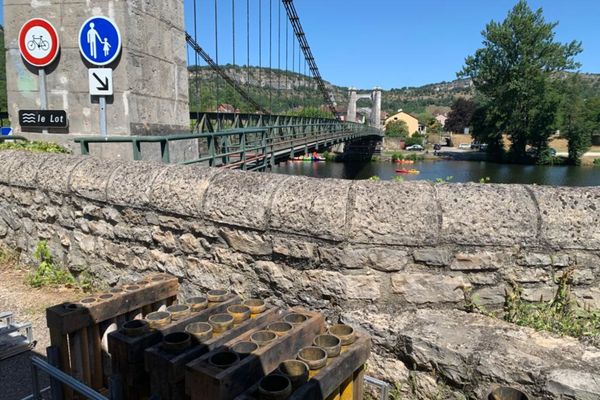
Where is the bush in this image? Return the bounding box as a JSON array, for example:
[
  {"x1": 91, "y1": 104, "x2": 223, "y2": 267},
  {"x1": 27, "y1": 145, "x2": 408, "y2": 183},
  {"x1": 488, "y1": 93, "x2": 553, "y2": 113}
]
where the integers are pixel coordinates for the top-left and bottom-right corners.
[
  {"x1": 405, "y1": 134, "x2": 425, "y2": 147},
  {"x1": 26, "y1": 241, "x2": 75, "y2": 288},
  {"x1": 391, "y1": 152, "x2": 404, "y2": 162},
  {"x1": 385, "y1": 120, "x2": 409, "y2": 138},
  {"x1": 594, "y1": 158, "x2": 600, "y2": 167},
  {"x1": 0, "y1": 140, "x2": 69, "y2": 154}
]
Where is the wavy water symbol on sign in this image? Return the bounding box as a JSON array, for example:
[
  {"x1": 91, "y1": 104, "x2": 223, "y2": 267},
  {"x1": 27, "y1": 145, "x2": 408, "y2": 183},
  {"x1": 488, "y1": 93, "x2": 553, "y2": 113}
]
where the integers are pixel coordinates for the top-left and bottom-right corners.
[{"x1": 21, "y1": 113, "x2": 36, "y2": 123}]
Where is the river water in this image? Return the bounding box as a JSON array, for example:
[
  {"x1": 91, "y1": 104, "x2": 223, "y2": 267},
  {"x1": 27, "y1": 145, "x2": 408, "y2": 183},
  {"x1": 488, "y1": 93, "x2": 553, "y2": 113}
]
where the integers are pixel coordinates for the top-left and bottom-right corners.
[{"x1": 271, "y1": 159, "x2": 600, "y2": 186}]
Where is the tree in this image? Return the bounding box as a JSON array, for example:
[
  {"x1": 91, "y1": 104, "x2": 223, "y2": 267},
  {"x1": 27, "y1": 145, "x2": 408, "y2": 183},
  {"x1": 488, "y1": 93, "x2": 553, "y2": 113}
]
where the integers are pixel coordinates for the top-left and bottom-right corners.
[
  {"x1": 385, "y1": 120, "x2": 409, "y2": 137},
  {"x1": 445, "y1": 98, "x2": 476, "y2": 133},
  {"x1": 459, "y1": 1, "x2": 582, "y2": 162},
  {"x1": 558, "y1": 75, "x2": 592, "y2": 165}
]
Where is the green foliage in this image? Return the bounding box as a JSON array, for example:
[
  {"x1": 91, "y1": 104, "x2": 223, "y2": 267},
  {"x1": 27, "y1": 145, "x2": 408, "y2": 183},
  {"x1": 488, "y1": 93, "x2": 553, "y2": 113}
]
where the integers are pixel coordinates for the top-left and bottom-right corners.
[
  {"x1": 460, "y1": 1, "x2": 582, "y2": 162},
  {"x1": 287, "y1": 106, "x2": 334, "y2": 119},
  {"x1": 26, "y1": 241, "x2": 75, "y2": 288},
  {"x1": 435, "y1": 176, "x2": 454, "y2": 183},
  {"x1": 0, "y1": 140, "x2": 70, "y2": 154},
  {"x1": 368, "y1": 175, "x2": 380, "y2": 181},
  {"x1": 393, "y1": 175, "x2": 404, "y2": 183},
  {"x1": 504, "y1": 268, "x2": 600, "y2": 340},
  {"x1": 385, "y1": 120, "x2": 409, "y2": 137},
  {"x1": 405, "y1": 134, "x2": 425, "y2": 147},
  {"x1": 594, "y1": 158, "x2": 600, "y2": 166},
  {"x1": 371, "y1": 156, "x2": 381, "y2": 162},
  {"x1": 557, "y1": 75, "x2": 593, "y2": 165},
  {"x1": 445, "y1": 98, "x2": 476, "y2": 133},
  {"x1": 391, "y1": 152, "x2": 404, "y2": 162},
  {"x1": 479, "y1": 176, "x2": 491, "y2": 183}
]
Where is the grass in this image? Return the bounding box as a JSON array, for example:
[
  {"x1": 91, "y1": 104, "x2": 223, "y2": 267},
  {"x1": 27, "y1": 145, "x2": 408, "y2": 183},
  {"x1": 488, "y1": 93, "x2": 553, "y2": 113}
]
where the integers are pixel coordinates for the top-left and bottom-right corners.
[
  {"x1": 26, "y1": 241, "x2": 76, "y2": 288},
  {"x1": 0, "y1": 140, "x2": 70, "y2": 153},
  {"x1": 593, "y1": 158, "x2": 600, "y2": 167},
  {"x1": 459, "y1": 267, "x2": 600, "y2": 343}
]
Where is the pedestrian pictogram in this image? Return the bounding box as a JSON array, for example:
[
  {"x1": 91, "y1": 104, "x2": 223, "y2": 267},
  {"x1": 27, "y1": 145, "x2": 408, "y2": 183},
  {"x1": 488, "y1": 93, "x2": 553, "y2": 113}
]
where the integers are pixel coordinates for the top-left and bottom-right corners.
[
  {"x1": 78, "y1": 16, "x2": 121, "y2": 66},
  {"x1": 18, "y1": 18, "x2": 60, "y2": 67}
]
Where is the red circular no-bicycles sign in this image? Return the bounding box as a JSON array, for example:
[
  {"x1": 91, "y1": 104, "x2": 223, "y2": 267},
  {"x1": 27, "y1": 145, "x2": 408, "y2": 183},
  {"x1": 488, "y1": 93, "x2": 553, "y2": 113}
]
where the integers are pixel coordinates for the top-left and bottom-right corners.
[{"x1": 18, "y1": 18, "x2": 60, "y2": 68}]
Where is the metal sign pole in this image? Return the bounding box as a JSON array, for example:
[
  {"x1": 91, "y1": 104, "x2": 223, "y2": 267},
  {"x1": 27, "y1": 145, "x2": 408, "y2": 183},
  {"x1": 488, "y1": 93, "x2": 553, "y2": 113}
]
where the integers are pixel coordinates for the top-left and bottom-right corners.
[
  {"x1": 99, "y1": 96, "x2": 107, "y2": 136},
  {"x1": 39, "y1": 68, "x2": 48, "y2": 134}
]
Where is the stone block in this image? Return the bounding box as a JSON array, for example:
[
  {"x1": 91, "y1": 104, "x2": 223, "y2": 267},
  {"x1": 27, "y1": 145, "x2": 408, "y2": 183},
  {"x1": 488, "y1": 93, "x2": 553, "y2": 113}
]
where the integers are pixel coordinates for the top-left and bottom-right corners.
[
  {"x1": 219, "y1": 228, "x2": 272, "y2": 256},
  {"x1": 532, "y1": 185, "x2": 600, "y2": 249},
  {"x1": 545, "y1": 369, "x2": 600, "y2": 400},
  {"x1": 413, "y1": 248, "x2": 452, "y2": 266},
  {"x1": 473, "y1": 285, "x2": 507, "y2": 306},
  {"x1": 272, "y1": 237, "x2": 318, "y2": 260},
  {"x1": 517, "y1": 252, "x2": 570, "y2": 267},
  {"x1": 391, "y1": 272, "x2": 467, "y2": 304},
  {"x1": 340, "y1": 246, "x2": 409, "y2": 272},
  {"x1": 204, "y1": 170, "x2": 289, "y2": 230},
  {"x1": 348, "y1": 181, "x2": 439, "y2": 246},
  {"x1": 450, "y1": 251, "x2": 510, "y2": 271},
  {"x1": 302, "y1": 270, "x2": 381, "y2": 301},
  {"x1": 521, "y1": 286, "x2": 556, "y2": 302},
  {"x1": 2, "y1": 151, "x2": 51, "y2": 188},
  {"x1": 69, "y1": 157, "x2": 125, "y2": 202},
  {"x1": 270, "y1": 176, "x2": 351, "y2": 241},
  {"x1": 149, "y1": 164, "x2": 219, "y2": 218},
  {"x1": 107, "y1": 161, "x2": 167, "y2": 207},
  {"x1": 35, "y1": 153, "x2": 88, "y2": 194},
  {"x1": 437, "y1": 183, "x2": 538, "y2": 246}
]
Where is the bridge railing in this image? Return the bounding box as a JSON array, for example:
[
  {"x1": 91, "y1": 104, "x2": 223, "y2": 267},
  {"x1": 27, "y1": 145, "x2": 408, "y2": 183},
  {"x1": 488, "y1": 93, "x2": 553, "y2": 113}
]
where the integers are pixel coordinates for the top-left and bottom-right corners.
[{"x1": 74, "y1": 117, "x2": 380, "y2": 170}]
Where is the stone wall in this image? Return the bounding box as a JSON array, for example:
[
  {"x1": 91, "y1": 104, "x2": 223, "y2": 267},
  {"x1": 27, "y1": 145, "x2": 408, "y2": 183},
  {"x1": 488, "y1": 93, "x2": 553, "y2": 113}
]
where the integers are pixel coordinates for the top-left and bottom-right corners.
[
  {"x1": 0, "y1": 151, "x2": 599, "y2": 394},
  {"x1": 4, "y1": 0, "x2": 190, "y2": 144}
]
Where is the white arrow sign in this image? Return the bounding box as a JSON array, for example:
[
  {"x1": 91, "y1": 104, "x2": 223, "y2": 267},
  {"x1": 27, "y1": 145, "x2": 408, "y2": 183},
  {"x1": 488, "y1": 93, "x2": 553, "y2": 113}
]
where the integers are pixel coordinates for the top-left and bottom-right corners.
[{"x1": 88, "y1": 68, "x2": 113, "y2": 96}]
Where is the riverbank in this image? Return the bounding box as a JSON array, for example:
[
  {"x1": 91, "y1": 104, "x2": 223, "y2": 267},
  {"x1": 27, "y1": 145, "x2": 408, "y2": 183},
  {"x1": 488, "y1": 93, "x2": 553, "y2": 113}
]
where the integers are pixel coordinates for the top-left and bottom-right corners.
[{"x1": 272, "y1": 157, "x2": 600, "y2": 186}]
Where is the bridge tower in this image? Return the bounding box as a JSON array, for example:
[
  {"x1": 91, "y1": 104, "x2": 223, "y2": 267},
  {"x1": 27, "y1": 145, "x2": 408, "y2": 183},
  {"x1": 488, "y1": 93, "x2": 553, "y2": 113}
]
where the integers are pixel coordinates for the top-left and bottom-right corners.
[
  {"x1": 3, "y1": 0, "x2": 192, "y2": 159},
  {"x1": 346, "y1": 87, "x2": 382, "y2": 129}
]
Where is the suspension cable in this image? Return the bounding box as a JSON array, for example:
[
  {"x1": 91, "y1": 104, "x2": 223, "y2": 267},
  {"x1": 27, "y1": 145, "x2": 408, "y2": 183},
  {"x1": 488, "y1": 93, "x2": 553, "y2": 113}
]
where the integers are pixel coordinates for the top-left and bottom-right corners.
[
  {"x1": 193, "y1": 0, "x2": 199, "y2": 127},
  {"x1": 285, "y1": 16, "x2": 288, "y2": 107},
  {"x1": 186, "y1": 33, "x2": 269, "y2": 114},
  {"x1": 269, "y1": 0, "x2": 273, "y2": 112},
  {"x1": 232, "y1": 0, "x2": 235, "y2": 66},
  {"x1": 258, "y1": 0, "x2": 262, "y2": 99},
  {"x1": 282, "y1": 0, "x2": 338, "y2": 117},
  {"x1": 246, "y1": 0, "x2": 250, "y2": 97},
  {"x1": 277, "y1": 0, "x2": 281, "y2": 111},
  {"x1": 214, "y1": 0, "x2": 219, "y2": 112}
]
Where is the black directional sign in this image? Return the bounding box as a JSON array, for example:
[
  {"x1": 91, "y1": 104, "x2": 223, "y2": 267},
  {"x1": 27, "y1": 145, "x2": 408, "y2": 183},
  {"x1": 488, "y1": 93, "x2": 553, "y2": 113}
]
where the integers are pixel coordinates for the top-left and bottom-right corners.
[{"x1": 19, "y1": 110, "x2": 68, "y2": 129}]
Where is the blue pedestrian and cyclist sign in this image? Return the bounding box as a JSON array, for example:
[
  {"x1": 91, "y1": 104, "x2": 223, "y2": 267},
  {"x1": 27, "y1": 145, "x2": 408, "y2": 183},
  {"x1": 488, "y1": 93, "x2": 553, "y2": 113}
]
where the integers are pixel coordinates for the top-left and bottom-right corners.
[{"x1": 78, "y1": 16, "x2": 121, "y2": 66}]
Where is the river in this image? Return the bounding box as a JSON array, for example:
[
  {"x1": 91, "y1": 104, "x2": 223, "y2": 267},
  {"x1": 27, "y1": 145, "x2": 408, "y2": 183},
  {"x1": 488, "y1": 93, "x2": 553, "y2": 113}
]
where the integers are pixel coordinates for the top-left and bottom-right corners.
[{"x1": 270, "y1": 159, "x2": 600, "y2": 186}]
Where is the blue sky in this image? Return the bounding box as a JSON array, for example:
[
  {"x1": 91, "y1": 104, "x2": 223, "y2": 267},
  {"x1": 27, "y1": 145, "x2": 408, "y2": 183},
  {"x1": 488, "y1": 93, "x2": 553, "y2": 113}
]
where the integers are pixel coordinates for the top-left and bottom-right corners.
[
  {"x1": 182, "y1": 0, "x2": 600, "y2": 89},
  {"x1": 2, "y1": 1, "x2": 599, "y2": 89}
]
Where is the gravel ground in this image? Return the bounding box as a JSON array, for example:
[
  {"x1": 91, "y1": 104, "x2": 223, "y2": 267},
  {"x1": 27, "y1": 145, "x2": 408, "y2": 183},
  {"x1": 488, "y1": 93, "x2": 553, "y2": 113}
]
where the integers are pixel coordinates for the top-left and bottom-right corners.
[{"x1": 0, "y1": 266, "x2": 82, "y2": 400}]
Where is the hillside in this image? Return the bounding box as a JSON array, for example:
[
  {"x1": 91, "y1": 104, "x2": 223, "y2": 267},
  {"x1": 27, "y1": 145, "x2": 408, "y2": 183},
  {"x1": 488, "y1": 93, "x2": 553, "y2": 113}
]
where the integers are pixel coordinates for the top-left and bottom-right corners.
[{"x1": 190, "y1": 66, "x2": 600, "y2": 116}]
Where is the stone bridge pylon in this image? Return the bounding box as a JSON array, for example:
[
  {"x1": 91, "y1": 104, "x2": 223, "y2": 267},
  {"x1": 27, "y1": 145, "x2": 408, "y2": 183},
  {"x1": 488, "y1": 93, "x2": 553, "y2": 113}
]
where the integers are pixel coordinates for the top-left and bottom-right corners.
[{"x1": 346, "y1": 87, "x2": 382, "y2": 129}]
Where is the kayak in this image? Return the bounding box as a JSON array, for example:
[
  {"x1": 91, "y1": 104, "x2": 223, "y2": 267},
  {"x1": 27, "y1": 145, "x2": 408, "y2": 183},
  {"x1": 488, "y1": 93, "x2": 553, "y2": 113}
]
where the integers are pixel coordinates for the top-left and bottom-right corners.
[
  {"x1": 394, "y1": 159, "x2": 414, "y2": 164},
  {"x1": 396, "y1": 169, "x2": 420, "y2": 174},
  {"x1": 291, "y1": 156, "x2": 325, "y2": 162}
]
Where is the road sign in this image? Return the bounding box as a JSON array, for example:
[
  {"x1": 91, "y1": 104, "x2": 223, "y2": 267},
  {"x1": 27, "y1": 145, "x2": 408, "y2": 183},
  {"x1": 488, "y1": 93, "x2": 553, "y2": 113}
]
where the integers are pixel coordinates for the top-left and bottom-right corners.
[
  {"x1": 18, "y1": 18, "x2": 60, "y2": 68},
  {"x1": 19, "y1": 110, "x2": 68, "y2": 129},
  {"x1": 78, "y1": 16, "x2": 122, "y2": 66},
  {"x1": 88, "y1": 68, "x2": 113, "y2": 96}
]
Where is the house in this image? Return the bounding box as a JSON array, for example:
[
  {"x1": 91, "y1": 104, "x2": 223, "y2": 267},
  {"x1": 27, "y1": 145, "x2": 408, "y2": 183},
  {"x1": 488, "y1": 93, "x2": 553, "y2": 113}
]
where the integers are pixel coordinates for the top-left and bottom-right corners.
[
  {"x1": 435, "y1": 114, "x2": 447, "y2": 127},
  {"x1": 384, "y1": 110, "x2": 420, "y2": 136}
]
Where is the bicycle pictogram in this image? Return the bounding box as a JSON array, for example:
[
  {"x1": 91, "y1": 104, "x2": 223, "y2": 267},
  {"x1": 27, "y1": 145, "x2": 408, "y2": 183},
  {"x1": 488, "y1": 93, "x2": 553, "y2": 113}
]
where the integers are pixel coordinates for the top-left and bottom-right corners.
[{"x1": 27, "y1": 35, "x2": 49, "y2": 51}]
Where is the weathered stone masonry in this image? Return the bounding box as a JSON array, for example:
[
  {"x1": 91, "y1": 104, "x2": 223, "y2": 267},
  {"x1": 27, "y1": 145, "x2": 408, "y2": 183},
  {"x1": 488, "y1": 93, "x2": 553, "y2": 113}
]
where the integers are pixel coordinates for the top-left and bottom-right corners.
[{"x1": 0, "y1": 151, "x2": 599, "y2": 396}]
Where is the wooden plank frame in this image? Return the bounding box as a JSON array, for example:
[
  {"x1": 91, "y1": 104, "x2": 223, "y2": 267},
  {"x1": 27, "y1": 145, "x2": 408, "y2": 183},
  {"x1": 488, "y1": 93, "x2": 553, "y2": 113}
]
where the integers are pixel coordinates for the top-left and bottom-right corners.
[
  {"x1": 185, "y1": 308, "x2": 326, "y2": 400},
  {"x1": 233, "y1": 332, "x2": 370, "y2": 400},
  {"x1": 145, "y1": 306, "x2": 282, "y2": 400},
  {"x1": 108, "y1": 295, "x2": 241, "y2": 397}
]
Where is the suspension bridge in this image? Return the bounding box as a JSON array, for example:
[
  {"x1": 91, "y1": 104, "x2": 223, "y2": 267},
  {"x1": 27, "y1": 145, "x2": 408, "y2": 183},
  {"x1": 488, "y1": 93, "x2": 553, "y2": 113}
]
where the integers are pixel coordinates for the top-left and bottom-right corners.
[{"x1": 4, "y1": 0, "x2": 383, "y2": 169}]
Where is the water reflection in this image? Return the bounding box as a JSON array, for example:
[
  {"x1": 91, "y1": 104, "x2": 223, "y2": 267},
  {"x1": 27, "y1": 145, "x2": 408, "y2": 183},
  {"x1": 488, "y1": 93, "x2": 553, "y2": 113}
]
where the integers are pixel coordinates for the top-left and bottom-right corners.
[{"x1": 270, "y1": 159, "x2": 600, "y2": 187}]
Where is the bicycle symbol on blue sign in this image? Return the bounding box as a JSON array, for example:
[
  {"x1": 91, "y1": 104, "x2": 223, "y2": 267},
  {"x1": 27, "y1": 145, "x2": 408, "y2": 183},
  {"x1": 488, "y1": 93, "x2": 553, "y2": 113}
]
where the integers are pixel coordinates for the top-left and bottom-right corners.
[{"x1": 78, "y1": 16, "x2": 121, "y2": 66}]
